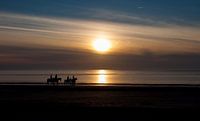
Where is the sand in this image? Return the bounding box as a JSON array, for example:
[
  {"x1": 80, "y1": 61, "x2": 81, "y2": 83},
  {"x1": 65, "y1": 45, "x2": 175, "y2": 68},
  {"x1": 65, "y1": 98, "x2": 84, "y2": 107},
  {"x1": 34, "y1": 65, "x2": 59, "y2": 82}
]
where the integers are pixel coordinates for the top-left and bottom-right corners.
[{"x1": 1, "y1": 84, "x2": 200, "y2": 120}]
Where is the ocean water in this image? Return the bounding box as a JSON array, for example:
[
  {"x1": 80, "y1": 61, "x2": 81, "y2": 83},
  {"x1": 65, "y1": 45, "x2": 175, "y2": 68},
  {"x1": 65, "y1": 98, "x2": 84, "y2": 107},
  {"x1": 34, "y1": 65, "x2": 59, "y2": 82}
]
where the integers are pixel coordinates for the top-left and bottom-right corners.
[{"x1": 0, "y1": 70, "x2": 200, "y2": 84}]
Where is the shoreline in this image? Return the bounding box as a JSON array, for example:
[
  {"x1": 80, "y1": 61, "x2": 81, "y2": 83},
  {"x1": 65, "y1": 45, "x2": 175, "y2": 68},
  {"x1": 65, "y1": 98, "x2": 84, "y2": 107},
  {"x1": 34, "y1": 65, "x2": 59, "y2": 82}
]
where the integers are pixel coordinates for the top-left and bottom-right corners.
[{"x1": 1, "y1": 82, "x2": 200, "y2": 87}]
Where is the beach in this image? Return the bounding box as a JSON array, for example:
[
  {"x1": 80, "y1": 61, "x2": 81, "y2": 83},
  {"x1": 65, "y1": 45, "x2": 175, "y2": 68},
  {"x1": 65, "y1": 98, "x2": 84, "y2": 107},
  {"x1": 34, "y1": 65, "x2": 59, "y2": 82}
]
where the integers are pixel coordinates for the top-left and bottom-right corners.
[
  {"x1": 1, "y1": 84, "x2": 200, "y2": 109},
  {"x1": 0, "y1": 84, "x2": 200, "y2": 120}
]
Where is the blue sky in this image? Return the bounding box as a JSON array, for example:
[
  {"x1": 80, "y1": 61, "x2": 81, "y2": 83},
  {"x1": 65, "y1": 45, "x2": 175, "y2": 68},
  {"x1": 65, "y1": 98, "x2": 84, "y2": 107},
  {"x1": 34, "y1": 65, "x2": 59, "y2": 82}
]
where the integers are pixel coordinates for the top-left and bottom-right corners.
[{"x1": 0, "y1": 0, "x2": 200, "y2": 26}]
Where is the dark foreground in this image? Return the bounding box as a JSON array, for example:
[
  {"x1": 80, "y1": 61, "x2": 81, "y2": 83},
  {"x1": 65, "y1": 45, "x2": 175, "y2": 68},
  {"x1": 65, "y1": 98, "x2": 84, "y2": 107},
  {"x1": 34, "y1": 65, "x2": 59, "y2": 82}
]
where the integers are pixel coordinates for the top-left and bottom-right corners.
[{"x1": 1, "y1": 84, "x2": 200, "y2": 120}]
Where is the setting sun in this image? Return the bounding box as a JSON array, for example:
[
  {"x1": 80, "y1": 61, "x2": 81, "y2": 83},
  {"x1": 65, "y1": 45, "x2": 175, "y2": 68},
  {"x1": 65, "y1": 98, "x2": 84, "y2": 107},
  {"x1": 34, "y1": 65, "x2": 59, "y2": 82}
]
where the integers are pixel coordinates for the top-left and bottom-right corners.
[{"x1": 93, "y1": 38, "x2": 111, "y2": 53}]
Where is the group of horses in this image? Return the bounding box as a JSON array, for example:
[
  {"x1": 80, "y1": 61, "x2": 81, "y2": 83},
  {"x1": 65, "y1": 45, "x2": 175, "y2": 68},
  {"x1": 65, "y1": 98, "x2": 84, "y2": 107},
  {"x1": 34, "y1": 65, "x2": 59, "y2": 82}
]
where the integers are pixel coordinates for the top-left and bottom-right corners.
[{"x1": 47, "y1": 74, "x2": 77, "y2": 86}]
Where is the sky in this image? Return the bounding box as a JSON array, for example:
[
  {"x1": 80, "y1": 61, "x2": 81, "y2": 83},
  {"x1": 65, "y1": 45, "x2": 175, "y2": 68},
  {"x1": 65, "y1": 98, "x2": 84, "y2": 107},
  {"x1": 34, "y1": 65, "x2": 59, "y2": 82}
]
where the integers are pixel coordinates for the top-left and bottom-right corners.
[{"x1": 0, "y1": 0, "x2": 200, "y2": 70}]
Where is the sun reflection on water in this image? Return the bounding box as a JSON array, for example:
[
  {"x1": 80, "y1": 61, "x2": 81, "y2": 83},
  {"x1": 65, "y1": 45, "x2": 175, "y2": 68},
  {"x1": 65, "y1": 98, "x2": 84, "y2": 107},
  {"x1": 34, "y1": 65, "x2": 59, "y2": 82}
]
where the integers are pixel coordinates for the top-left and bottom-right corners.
[{"x1": 97, "y1": 70, "x2": 107, "y2": 84}]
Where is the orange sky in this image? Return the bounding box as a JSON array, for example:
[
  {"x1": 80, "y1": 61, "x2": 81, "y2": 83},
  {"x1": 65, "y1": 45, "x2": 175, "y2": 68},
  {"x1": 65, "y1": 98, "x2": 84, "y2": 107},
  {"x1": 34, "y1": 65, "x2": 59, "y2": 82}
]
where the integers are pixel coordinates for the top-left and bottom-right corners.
[{"x1": 0, "y1": 13, "x2": 200, "y2": 55}]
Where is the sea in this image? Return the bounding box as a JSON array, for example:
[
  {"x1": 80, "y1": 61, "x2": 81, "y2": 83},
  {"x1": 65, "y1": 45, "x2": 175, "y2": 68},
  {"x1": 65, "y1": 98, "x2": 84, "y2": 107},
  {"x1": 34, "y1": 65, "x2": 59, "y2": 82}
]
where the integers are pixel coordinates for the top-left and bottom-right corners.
[{"x1": 0, "y1": 70, "x2": 200, "y2": 85}]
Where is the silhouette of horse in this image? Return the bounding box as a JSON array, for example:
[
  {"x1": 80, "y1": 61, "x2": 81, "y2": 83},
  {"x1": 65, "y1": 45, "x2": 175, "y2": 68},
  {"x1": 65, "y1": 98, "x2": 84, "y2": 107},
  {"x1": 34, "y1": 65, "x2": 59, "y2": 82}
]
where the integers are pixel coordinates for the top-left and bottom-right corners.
[
  {"x1": 47, "y1": 77, "x2": 62, "y2": 85},
  {"x1": 64, "y1": 77, "x2": 77, "y2": 86}
]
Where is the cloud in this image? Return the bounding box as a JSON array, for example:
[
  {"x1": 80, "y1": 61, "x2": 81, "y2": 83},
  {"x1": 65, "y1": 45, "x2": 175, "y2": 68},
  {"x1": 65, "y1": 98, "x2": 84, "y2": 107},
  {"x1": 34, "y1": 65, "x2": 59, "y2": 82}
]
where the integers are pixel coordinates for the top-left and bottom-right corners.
[
  {"x1": 0, "y1": 45, "x2": 200, "y2": 70},
  {"x1": 77, "y1": 8, "x2": 200, "y2": 27},
  {"x1": 0, "y1": 12, "x2": 200, "y2": 55},
  {"x1": 0, "y1": 1, "x2": 200, "y2": 70}
]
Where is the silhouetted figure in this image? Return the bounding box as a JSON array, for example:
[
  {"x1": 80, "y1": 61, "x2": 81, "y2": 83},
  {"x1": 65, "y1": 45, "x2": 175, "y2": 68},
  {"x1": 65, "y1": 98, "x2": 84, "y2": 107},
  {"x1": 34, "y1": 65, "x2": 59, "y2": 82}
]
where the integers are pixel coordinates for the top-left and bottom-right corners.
[
  {"x1": 50, "y1": 74, "x2": 53, "y2": 79},
  {"x1": 55, "y1": 74, "x2": 57, "y2": 79},
  {"x1": 64, "y1": 75, "x2": 77, "y2": 86},
  {"x1": 47, "y1": 74, "x2": 62, "y2": 85}
]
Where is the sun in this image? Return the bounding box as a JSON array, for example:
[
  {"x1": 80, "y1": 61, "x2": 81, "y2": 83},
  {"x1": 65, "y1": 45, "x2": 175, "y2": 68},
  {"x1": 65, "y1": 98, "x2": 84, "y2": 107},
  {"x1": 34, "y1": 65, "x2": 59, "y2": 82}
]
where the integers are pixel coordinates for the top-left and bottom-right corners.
[{"x1": 93, "y1": 38, "x2": 111, "y2": 53}]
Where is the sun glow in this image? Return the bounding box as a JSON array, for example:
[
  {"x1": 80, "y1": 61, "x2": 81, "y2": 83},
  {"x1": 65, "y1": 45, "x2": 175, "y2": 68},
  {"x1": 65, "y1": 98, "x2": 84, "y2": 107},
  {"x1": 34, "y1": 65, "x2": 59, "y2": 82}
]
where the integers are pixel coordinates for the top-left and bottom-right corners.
[
  {"x1": 97, "y1": 70, "x2": 107, "y2": 84},
  {"x1": 93, "y1": 38, "x2": 111, "y2": 53}
]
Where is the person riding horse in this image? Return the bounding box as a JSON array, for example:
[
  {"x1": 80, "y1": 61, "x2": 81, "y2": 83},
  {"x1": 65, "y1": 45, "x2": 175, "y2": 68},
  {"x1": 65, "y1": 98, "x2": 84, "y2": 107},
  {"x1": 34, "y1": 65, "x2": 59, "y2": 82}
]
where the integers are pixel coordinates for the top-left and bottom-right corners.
[
  {"x1": 47, "y1": 74, "x2": 62, "y2": 85},
  {"x1": 64, "y1": 75, "x2": 77, "y2": 86}
]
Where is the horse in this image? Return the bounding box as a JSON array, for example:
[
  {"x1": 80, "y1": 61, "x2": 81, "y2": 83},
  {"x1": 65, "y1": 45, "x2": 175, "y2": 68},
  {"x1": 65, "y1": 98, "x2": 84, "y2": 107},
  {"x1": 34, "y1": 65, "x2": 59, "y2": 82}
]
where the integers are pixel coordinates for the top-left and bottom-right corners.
[
  {"x1": 64, "y1": 77, "x2": 77, "y2": 86},
  {"x1": 47, "y1": 77, "x2": 62, "y2": 85}
]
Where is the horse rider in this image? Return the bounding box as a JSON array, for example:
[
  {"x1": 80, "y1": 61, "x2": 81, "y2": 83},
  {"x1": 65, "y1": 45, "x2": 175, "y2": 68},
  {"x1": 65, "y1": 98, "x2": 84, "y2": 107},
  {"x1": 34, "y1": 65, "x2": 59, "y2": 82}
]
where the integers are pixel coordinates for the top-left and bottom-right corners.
[
  {"x1": 55, "y1": 74, "x2": 58, "y2": 79},
  {"x1": 67, "y1": 76, "x2": 70, "y2": 81},
  {"x1": 50, "y1": 74, "x2": 53, "y2": 80}
]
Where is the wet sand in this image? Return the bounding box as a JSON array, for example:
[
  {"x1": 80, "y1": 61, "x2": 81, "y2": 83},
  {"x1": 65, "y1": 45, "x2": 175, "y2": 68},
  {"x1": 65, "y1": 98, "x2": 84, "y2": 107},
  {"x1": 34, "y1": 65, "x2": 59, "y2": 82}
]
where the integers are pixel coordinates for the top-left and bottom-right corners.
[
  {"x1": 1, "y1": 84, "x2": 200, "y2": 120},
  {"x1": 1, "y1": 84, "x2": 200, "y2": 108}
]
